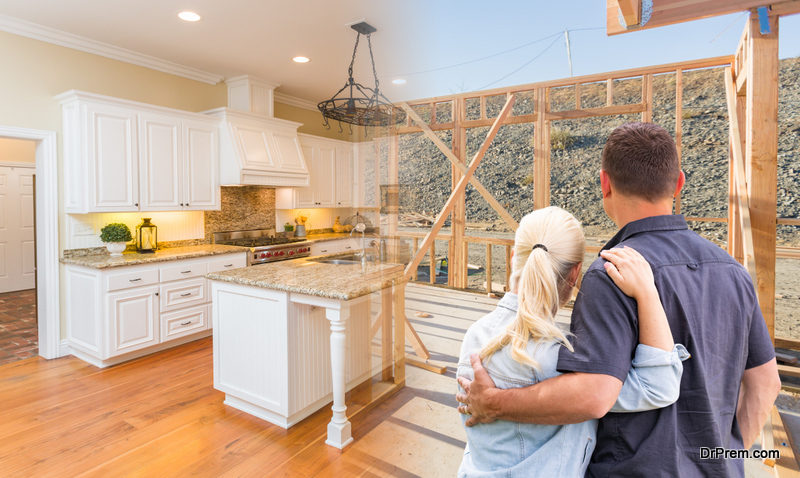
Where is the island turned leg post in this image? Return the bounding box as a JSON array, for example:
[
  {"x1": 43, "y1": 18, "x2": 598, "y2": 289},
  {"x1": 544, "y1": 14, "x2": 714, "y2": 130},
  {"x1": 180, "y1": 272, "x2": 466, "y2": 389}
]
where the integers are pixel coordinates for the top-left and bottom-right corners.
[{"x1": 324, "y1": 306, "x2": 353, "y2": 449}]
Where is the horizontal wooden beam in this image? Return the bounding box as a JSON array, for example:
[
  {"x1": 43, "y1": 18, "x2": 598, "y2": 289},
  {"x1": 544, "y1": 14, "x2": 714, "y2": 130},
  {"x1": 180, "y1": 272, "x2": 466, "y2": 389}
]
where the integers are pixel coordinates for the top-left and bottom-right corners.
[
  {"x1": 770, "y1": 0, "x2": 800, "y2": 16},
  {"x1": 607, "y1": 0, "x2": 795, "y2": 35},
  {"x1": 547, "y1": 103, "x2": 645, "y2": 120},
  {"x1": 776, "y1": 337, "x2": 800, "y2": 351},
  {"x1": 685, "y1": 216, "x2": 728, "y2": 223},
  {"x1": 778, "y1": 218, "x2": 800, "y2": 226},
  {"x1": 404, "y1": 56, "x2": 733, "y2": 106}
]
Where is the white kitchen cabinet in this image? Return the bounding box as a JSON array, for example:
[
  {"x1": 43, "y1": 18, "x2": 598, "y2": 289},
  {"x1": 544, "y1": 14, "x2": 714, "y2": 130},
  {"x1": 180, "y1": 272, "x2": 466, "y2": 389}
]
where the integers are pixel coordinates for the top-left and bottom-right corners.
[
  {"x1": 139, "y1": 112, "x2": 182, "y2": 211},
  {"x1": 86, "y1": 102, "x2": 140, "y2": 211},
  {"x1": 108, "y1": 285, "x2": 160, "y2": 355},
  {"x1": 275, "y1": 134, "x2": 355, "y2": 209},
  {"x1": 59, "y1": 91, "x2": 220, "y2": 213},
  {"x1": 310, "y1": 238, "x2": 360, "y2": 256},
  {"x1": 335, "y1": 146, "x2": 353, "y2": 207},
  {"x1": 183, "y1": 119, "x2": 220, "y2": 210},
  {"x1": 64, "y1": 251, "x2": 246, "y2": 367}
]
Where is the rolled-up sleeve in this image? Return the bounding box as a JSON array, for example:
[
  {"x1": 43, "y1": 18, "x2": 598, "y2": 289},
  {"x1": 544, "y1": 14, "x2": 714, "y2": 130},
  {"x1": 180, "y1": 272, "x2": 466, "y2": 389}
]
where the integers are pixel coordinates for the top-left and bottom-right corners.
[
  {"x1": 612, "y1": 344, "x2": 690, "y2": 412},
  {"x1": 557, "y1": 268, "x2": 639, "y2": 382}
]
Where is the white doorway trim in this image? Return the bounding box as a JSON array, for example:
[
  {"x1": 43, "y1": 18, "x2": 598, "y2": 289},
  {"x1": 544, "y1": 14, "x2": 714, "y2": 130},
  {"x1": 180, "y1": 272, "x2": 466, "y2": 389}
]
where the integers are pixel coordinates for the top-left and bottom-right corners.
[{"x1": 0, "y1": 126, "x2": 60, "y2": 359}]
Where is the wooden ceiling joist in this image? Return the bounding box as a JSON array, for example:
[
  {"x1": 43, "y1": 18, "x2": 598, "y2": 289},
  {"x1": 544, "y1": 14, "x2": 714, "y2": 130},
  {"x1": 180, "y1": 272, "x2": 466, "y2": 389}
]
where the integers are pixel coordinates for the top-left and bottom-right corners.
[{"x1": 607, "y1": 0, "x2": 800, "y2": 35}]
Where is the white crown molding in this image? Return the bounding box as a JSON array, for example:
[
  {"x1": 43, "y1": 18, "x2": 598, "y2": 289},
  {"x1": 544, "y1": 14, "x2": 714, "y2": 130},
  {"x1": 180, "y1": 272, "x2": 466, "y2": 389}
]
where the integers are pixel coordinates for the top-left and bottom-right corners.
[
  {"x1": 274, "y1": 92, "x2": 318, "y2": 111},
  {"x1": 0, "y1": 14, "x2": 224, "y2": 85}
]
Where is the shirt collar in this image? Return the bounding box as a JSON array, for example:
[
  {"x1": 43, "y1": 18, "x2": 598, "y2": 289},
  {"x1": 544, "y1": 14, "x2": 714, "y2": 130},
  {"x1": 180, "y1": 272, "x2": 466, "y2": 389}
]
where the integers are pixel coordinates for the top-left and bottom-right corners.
[
  {"x1": 498, "y1": 292, "x2": 518, "y2": 312},
  {"x1": 601, "y1": 214, "x2": 688, "y2": 252}
]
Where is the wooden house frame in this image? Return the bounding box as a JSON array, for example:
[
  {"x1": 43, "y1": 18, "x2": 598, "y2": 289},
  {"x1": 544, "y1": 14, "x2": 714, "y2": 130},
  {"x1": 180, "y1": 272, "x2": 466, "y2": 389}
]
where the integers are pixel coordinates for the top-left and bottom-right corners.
[{"x1": 382, "y1": 4, "x2": 800, "y2": 372}]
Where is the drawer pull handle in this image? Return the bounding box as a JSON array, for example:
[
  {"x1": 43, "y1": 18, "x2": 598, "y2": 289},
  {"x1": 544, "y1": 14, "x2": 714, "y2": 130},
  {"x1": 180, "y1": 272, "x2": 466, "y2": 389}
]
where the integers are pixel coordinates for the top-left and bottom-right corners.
[
  {"x1": 180, "y1": 292, "x2": 193, "y2": 297},
  {"x1": 223, "y1": 264, "x2": 233, "y2": 267},
  {"x1": 180, "y1": 320, "x2": 192, "y2": 326},
  {"x1": 345, "y1": 246, "x2": 352, "y2": 249},
  {"x1": 320, "y1": 249, "x2": 328, "y2": 253},
  {"x1": 181, "y1": 270, "x2": 192, "y2": 274},
  {"x1": 129, "y1": 278, "x2": 142, "y2": 282}
]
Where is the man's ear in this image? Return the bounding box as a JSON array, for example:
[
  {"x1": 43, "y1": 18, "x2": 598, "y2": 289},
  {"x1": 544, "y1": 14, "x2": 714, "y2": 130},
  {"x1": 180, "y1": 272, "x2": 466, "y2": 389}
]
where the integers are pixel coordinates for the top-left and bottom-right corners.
[
  {"x1": 673, "y1": 170, "x2": 685, "y2": 198},
  {"x1": 600, "y1": 170, "x2": 612, "y2": 198}
]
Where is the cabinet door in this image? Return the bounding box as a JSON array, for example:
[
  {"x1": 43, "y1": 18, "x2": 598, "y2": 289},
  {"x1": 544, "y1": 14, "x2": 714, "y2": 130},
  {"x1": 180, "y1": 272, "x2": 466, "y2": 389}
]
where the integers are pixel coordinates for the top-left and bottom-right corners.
[
  {"x1": 86, "y1": 103, "x2": 139, "y2": 211},
  {"x1": 334, "y1": 146, "x2": 353, "y2": 207},
  {"x1": 295, "y1": 144, "x2": 315, "y2": 208},
  {"x1": 108, "y1": 286, "x2": 159, "y2": 356},
  {"x1": 139, "y1": 112, "x2": 182, "y2": 211},
  {"x1": 183, "y1": 119, "x2": 220, "y2": 210},
  {"x1": 314, "y1": 145, "x2": 336, "y2": 207}
]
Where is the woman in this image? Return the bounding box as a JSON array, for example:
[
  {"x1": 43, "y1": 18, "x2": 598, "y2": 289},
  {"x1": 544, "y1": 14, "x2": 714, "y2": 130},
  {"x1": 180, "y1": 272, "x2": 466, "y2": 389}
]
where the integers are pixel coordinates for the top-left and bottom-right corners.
[{"x1": 456, "y1": 206, "x2": 688, "y2": 477}]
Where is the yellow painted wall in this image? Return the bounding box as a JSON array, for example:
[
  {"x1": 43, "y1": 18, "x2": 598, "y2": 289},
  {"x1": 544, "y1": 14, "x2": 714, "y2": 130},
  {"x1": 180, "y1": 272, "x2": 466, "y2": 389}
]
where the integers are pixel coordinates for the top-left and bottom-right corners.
[
  {"x1": 274, "y1": 101, "x2": 361, "y2": 142},
  {"x1": 0, "y1": 138, "x2": 37, "y2": 163}
]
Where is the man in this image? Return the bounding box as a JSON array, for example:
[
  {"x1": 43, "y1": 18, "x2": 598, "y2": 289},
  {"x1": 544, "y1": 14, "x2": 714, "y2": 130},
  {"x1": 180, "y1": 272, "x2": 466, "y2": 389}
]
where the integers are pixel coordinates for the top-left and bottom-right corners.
[{"x1": 456, "y1": 122, "x2": 780, "y2": 477}]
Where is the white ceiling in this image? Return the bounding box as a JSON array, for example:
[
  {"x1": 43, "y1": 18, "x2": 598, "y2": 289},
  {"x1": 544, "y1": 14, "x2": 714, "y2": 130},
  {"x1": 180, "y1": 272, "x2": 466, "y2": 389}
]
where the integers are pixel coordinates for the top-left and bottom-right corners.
[{"x1": 0, "y1": 0, "x2": 446, "y2": 103}]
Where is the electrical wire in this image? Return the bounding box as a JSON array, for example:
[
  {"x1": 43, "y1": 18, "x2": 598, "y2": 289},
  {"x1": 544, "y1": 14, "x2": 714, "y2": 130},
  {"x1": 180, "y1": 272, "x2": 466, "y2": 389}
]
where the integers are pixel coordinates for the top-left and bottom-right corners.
[
  {"x1": 389, "y1": 26, "x2": 605, "y2": 79},
  {"x1": 477, "y1": 34, "x2": 563, "y2": 90}
]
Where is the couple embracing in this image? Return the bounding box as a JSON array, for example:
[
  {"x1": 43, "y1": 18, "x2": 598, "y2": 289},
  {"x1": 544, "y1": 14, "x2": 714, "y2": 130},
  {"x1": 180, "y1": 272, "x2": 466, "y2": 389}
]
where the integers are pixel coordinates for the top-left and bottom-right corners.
[{"x1": 455, "y1": 122, "x2": 781, "y2": 477}]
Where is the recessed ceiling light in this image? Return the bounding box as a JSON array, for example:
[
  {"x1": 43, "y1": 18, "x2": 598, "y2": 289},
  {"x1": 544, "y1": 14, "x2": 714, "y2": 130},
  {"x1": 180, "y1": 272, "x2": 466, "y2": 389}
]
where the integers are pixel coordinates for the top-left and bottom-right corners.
[
  {"x1": 392, "y1": 78, "x2": 407, "y2": 85},
  {"x1": 178, "y1": 11, "x2": 201, "y2": 22},
  {"x1": 292, "y1": 56, "x2": 310, "y2": 64}
]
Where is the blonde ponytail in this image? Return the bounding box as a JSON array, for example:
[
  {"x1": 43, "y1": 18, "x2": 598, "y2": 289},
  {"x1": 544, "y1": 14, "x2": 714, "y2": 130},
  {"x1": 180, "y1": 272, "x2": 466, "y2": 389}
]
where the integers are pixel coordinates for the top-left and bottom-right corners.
[{"x1": 479, "y1": 206, "x2": 585, "y2": 371}]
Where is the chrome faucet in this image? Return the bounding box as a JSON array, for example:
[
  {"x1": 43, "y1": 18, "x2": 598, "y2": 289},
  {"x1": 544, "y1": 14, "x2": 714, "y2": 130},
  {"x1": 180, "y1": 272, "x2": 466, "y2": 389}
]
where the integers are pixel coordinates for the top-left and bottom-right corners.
[{"x1": 351, "y1": 222, "x2": 367, "y2": 267}]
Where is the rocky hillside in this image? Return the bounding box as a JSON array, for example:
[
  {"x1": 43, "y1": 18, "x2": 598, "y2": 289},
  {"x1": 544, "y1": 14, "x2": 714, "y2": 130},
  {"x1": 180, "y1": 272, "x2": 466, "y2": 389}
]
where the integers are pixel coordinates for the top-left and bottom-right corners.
[{"x1": 397, "y1": 57, "x2": 800, "y2": 246}]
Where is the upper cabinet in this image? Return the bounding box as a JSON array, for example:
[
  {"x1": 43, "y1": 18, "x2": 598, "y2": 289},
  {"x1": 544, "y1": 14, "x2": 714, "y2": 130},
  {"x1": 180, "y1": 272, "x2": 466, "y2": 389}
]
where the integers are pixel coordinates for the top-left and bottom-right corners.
[
  {"x1": 277, "y1": 134, "x2": 353, "y2": 209},
  {"x1": 58, "y1": 91, "x2": 220, "y2": 213}
]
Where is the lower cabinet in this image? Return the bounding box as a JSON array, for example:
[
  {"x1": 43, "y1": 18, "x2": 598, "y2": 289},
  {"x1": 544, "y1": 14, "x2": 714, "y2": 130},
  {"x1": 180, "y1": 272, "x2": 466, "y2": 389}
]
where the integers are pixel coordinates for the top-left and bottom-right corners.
[
  {"x1": 309, "y1": 238, "x2": 360, "y2": 256},
  {"x1": 109, "y1": 285, "x2": 160, "y2": 355},
  {"x1": 65, "y1": 251, "x2": 246, "y2": 367}
]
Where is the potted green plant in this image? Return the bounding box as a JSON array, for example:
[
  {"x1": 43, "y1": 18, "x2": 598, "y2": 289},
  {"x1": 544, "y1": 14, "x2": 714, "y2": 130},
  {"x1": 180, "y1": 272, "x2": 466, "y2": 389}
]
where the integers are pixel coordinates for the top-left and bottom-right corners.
[{"x1": 100, "y1": 223, "x2": 132, "y2": 256}]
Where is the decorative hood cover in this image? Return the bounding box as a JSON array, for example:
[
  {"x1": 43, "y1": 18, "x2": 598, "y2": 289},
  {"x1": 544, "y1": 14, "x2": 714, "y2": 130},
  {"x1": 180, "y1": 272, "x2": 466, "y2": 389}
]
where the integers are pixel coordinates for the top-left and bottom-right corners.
[{"x1": 207, "y1": 76, "x2": 309, "y2": 187}]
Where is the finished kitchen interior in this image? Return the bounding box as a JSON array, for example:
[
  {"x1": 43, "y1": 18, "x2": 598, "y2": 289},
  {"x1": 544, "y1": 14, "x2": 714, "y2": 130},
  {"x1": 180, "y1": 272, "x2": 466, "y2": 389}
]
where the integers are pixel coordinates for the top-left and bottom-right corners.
[{"x1": 2, "y1": 1, "x2": 800, "y2": 476}]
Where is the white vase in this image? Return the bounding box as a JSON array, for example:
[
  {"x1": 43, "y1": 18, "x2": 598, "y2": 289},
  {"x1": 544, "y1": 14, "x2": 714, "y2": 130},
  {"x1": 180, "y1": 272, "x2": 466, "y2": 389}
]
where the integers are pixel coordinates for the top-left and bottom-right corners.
[{"x1": 105, "y1": 242, "x2": 127, "y2": 256}]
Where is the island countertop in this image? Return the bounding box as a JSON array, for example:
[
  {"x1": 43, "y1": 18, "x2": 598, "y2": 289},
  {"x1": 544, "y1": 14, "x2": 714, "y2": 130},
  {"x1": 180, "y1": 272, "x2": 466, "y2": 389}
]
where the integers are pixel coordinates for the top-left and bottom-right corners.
[
  {"x1": 206, "y1": 255, "x2": 405, "y2": 301},
  {"x1": 60, "y1": 244, "x2": 249, "y2": 269}
]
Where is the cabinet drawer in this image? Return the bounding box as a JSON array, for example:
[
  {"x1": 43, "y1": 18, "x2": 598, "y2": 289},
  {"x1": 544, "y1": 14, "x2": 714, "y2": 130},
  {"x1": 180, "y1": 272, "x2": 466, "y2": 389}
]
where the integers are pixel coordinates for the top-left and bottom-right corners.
[
  {"x1": 161, "y1": 304, "x2": 209, "y2": 341},
  {"x1": 207, "y1": 253, "x2": 247, "y2": 273},
  {"x1": 106, "y1": 267, "x2": 159, "y2": 292},
  {"x1": 160, "y1": 277, "x2": 208, "y2": 312},
  {"x1": 160, "y1": 260, "x2": 208, "y2": 282}
]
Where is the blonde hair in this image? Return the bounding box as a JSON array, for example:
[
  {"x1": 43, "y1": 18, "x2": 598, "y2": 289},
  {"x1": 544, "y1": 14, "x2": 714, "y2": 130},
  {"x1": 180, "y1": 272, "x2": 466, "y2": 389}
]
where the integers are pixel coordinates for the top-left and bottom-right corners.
[{"x1": 480, "y1": 206, "x2": 585, "y2": 370}]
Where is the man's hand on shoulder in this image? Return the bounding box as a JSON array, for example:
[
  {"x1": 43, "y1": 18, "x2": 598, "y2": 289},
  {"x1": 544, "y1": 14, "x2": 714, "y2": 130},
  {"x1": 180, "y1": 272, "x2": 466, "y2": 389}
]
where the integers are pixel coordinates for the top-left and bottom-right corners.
[{"x1": 456, "y1": 353, "x2": 501, "y2": 427}]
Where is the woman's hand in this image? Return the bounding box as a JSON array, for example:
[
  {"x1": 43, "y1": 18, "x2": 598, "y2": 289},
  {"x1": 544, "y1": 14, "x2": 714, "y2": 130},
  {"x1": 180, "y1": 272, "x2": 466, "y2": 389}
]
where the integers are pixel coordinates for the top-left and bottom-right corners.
[{"x1": 600, "y1": 246, "x2": 658, "y2": 302}]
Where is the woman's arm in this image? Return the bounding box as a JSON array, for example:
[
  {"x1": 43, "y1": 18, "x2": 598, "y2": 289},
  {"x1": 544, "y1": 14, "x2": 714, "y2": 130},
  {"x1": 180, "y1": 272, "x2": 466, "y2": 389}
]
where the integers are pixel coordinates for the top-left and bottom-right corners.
[{"x1": 601, "y1": 247, "x2": 689, "y2": 412}]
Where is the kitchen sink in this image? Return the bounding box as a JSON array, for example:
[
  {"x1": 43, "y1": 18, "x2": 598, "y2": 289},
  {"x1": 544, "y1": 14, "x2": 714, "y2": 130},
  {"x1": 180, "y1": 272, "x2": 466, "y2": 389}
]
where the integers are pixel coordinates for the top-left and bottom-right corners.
[{"x1": 314, "y1": 259, "x2": 360, "y2": 265}]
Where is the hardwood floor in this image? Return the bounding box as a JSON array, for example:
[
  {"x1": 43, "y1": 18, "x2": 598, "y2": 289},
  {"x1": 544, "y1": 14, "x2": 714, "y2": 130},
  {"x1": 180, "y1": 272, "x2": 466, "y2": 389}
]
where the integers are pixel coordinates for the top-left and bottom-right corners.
[{"x1": 0, "y1": 284, "x2": 499, "y2": 477}]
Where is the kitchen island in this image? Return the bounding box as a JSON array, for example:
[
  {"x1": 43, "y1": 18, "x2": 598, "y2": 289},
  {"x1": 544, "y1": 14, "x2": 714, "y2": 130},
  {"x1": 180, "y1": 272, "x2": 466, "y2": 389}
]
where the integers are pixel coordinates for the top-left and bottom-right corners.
[{"x1": 207, "y1": 254, "x2": 406, "y2": 449}]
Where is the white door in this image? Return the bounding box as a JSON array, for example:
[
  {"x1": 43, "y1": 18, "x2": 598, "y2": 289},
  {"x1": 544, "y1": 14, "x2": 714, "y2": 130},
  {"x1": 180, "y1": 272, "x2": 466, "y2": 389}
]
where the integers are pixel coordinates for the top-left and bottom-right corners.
[
  {"x1": 87, "y1": 103, "x2": 139, "y2": 211},
  {"x1": 0, "y1": 165, "x2": 35, "y2": 293},
  {"x1": 108, "y1": 286, "x2": 159, "y2": 356},
  {"x1": 335, "y1": 147, "x2": 353, "y2": 207},
  {"x1": 139, "y1": 112, "x2": 182, "y2": 211},
  {"x1": 183, "y1": 119, "x2": 219, "y2": 210}
]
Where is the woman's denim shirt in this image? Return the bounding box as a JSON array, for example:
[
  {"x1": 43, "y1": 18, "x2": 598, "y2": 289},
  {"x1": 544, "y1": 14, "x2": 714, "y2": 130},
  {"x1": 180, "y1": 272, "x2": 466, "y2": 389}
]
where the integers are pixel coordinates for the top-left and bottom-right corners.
[{"x1": 457, "y1": 293, "x2": 689, "y2": 478}]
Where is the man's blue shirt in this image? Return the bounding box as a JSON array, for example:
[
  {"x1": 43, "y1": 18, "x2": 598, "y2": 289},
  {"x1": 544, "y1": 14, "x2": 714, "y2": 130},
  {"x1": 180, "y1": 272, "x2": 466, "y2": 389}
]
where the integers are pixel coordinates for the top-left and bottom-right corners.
[{"x1": 557, "y1": 214, "x2": 774, "y2": 477}]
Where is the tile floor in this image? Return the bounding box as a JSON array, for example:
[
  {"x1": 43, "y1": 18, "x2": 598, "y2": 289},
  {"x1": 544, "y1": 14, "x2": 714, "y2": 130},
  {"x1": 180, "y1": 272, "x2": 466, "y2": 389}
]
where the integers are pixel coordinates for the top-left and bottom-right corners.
[{"x1": 0, "y1": 289, "x2": 37, "y2": 366}]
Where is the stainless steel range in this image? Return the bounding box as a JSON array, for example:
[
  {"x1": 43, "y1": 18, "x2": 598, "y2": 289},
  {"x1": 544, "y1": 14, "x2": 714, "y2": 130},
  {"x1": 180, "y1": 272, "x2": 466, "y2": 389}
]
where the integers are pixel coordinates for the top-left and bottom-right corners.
[{"x1": 212, "y1": 229, "x2": 312, "y2": 265}]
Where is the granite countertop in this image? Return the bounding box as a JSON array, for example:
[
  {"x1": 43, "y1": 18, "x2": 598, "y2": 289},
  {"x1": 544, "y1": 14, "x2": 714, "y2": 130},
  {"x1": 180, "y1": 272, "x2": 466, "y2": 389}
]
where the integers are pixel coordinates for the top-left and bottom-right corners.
[
  {"x1": 207, "y1": 254, "x2": 405, "y2": 301},
  {"x1": 60, "y1": 244, "x2": 249, "y2": 269}
]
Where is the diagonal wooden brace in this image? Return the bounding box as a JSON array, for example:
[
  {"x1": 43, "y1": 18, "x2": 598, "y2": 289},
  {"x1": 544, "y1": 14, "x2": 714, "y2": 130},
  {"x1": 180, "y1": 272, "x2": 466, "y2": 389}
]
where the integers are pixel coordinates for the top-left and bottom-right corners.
[
  {"x1": 399, "y1": 103, "x2": 519, "y2": 231},
  {"x1": 403, "y1": 95, "x2": 516, "y2": 281}
]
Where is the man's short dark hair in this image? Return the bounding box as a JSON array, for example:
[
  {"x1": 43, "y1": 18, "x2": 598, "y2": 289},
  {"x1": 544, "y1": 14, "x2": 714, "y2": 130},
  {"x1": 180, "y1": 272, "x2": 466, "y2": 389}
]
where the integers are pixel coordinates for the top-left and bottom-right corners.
[{"x1": 601, "y1": 122, "x2": 680, "y2": 201}]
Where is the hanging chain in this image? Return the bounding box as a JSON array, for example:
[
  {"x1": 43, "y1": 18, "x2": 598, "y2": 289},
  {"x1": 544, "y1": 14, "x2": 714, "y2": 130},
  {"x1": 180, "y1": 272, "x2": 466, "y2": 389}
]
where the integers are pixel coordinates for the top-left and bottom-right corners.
[
  {"x1": 367, "y1": 34, "x2": 380, "y2": 93},
  {"x1": 347, "y1": 33, "x2": 361, "y2": 81}
]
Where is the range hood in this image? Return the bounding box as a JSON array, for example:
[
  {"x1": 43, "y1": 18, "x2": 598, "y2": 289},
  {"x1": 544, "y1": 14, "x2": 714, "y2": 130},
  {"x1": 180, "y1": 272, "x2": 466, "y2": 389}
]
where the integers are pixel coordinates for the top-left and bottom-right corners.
[{"x1": 207, "y1": 76, "x2": 309, "y2": 187}]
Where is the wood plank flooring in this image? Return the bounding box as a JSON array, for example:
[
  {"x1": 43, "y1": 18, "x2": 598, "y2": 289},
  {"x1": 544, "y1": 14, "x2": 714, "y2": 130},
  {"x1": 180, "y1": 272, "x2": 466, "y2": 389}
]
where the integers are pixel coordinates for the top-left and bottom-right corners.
[{"x1": 0, "y1": 284, "x2": 500, "y2": 477}]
